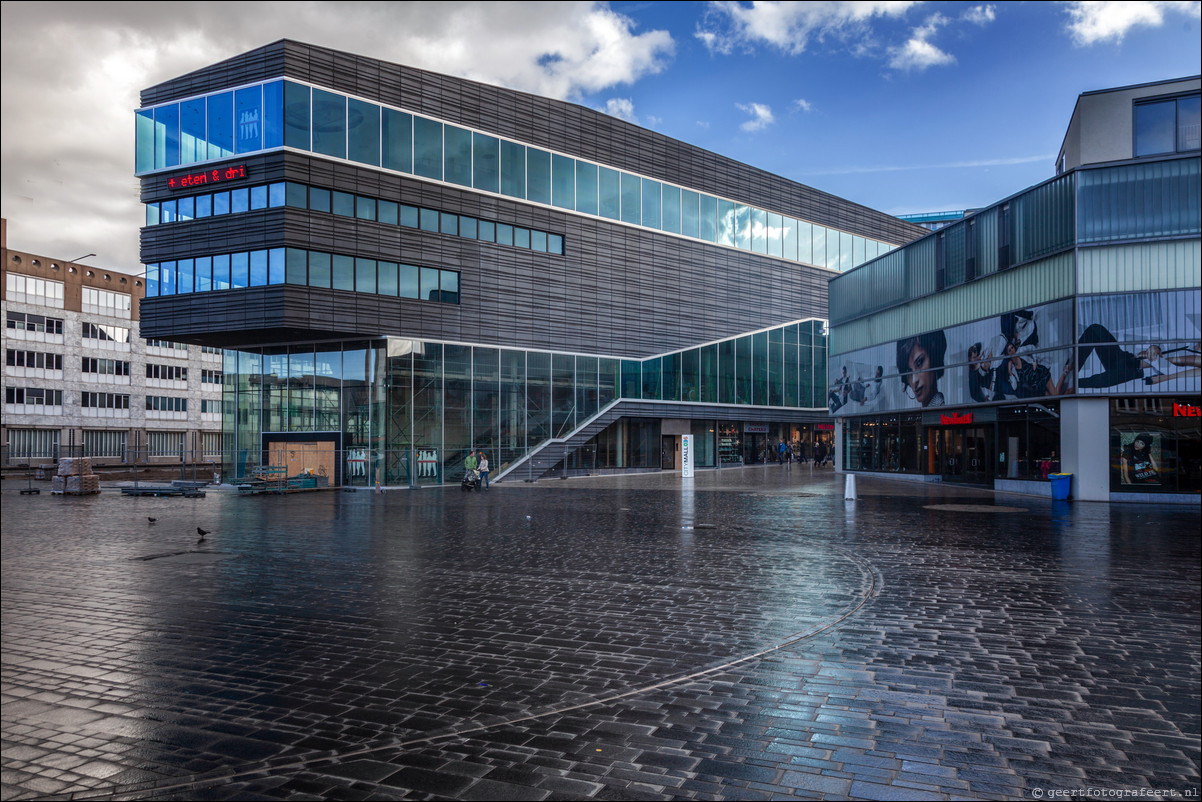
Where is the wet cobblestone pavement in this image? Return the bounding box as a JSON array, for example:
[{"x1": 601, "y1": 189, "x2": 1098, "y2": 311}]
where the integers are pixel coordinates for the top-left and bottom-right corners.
[{"x1": 2, "y1": 467, "x2": 1198, "y2": 801}]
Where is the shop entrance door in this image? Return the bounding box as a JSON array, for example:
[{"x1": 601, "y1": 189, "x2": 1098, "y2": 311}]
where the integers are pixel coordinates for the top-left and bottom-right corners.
[{"x1": 939, "y1": 426, "x2": 992, "y2": 484}]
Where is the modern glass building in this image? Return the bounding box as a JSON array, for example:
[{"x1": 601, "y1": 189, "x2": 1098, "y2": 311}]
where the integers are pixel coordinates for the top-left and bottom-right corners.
[
  {"x1": 135, "y1": 40, "x2": 924, "y2": 485},
  {"x1": 827, "y1": 77, "x2": 1200, "y2": 502}
]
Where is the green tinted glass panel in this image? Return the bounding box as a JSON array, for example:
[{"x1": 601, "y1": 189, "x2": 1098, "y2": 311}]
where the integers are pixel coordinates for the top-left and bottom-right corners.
[
  {"x1": 620, "y1": 173, "x2": 640, "y2": 225},
  {"x1": 662, "y1": 186, "x2": 681, "y2": 234},
  {"x1": 473, "y1": 133, "x2": 499, "y2": 193},
  {"x1": 413, "y1": 117, "x2": 442, "y2": 180},
  {"x1": 599, "y1": 167, "x2": 620, "y2": 220},
  {"x1": 551, "y1": 154, "x2": 574, "y2": 210},
  {"x1": 312, "y1": 89, "x2": 345, "y2": 159},
  {"x1": 283, "y1": 82, "x2": 310, "y2": 151},
  {"x1": 500, "y1": 140, "x2": 525, "y2": 198},
  {"x1": 382, "y1": 108, "x2": 412, "y2": 172},
  {"x1": 527, "y1": 148, "x2": 551, "y2": 204},
  {"x1": 347, "y1": 98, "x2": 380, "y2": 166},
  {"x1": 576, "y1": 161, "x2": 598, "y2": 215},
  {"x1": 444, "y1": 125, "x2": 472, "y2": 186}
]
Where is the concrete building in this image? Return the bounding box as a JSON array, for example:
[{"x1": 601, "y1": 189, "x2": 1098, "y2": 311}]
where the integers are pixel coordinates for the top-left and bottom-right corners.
[
  {"x1": 827, "y1": 77, "x2": 1200, "y2": 503},
  {"x1": 2, "y1": 220, "x2": 224, "y2": 469},
  {"x1": 133, "y1": 40, "x2": 925, "y2": 486}
]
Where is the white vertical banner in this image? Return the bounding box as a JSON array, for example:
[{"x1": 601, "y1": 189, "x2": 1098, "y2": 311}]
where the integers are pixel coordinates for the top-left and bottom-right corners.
[{"x1": 682, "y1": 434, "x2": 694, "y2": 478}]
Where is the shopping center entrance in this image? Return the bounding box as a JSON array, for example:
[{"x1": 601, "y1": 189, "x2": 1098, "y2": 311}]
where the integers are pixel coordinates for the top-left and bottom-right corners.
[{"x1": 930, "y1": 426, "x2": 993, "y2": 484}]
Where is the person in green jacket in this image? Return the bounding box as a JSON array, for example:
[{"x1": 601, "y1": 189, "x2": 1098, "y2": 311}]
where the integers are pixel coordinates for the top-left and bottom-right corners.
[{"x1": 464, "y1": 451, "x2": 479, "y2": 488}]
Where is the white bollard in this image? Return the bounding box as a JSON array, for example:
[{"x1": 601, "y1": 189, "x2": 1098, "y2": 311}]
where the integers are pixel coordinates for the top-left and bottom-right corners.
[{"x1": 844, "y1": 473, "x2": 857, "y2": 500}]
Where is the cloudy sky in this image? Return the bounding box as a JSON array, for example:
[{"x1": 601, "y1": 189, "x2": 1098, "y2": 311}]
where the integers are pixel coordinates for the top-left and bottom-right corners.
[{"x1": 1, "y1": 1, "x2": 1199, "y2": 273}]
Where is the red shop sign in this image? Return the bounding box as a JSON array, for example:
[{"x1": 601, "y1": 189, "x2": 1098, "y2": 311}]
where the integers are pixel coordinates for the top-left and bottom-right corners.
[{"x1": 940, "y1": 412, "x2": 974, "y2": 425}]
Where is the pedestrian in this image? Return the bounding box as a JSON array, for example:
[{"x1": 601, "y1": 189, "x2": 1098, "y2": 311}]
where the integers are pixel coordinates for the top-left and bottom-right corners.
[
  {"x1": 785, "y1": 442, "x2": 793, "y2": 471},
  {"x1": 477, "y1": 451, "x2": 490, "y2": 490},
  {"x1": 464, "y1": 450, "x2": 479, "y2": 488},
  {"x1": 777, "y1": 439, "x2": 788, "y2": 466},
  {"x1": 814, "y1": 442, "x2": 827, "y2": 467}
]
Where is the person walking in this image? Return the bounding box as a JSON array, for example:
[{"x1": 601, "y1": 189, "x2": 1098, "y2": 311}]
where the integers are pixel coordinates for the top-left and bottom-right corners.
[
  {"x1": 477, "y1": 452, "x2": 490, "y2": 490},
  {"x1": 464, "y1": 450, "x2": 479, "y2": 489}
]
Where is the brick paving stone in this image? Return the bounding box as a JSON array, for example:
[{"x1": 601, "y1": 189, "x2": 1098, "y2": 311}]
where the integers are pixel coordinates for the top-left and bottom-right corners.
[{"x1": 2, "y1": 469, "x2": 1199, "y2": 800}]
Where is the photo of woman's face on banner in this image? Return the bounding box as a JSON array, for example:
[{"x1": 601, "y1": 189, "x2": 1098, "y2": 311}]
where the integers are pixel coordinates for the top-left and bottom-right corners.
[
  {"x1": 1076, "y1": 290, "x2": 1202, "y2": 395},
  {"x1": 1117, "y1": 431, "x2": 1163, "y2": 486},
  {"x1": 827, "y1": 299, "x2": 1075, "y2": 414}
]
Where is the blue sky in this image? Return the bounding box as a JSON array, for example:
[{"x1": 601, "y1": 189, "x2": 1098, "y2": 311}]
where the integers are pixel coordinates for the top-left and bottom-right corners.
[{"x1": 1, "y1": 1, "x2": 1199, "y2": 268}]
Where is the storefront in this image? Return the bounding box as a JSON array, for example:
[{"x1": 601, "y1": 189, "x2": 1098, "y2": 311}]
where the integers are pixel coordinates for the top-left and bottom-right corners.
[{"x1": 1109, "y1": 397, "x2": 1202, "y2": 494}]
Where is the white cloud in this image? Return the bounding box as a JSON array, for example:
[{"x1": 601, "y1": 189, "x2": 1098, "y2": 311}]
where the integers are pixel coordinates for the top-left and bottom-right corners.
[
  {"x1": 0, "y1": 2, "x2": 675, "y2": 268},
  {"x1": 1063, "y1": 0, "x2": 1201, "y2": 45},
  {"x1": 736, "y1": 102, "x2": 775, "y2": 131},
  {"x1": 696, "y1": 120, "x2": 711, "y2": 129},
  {"x1": 604, "y1": 97, "x2": 639, "y2": 123},
  {"x1": 794, "y1": 98, "x2": 814, "y2": 112},
  {"x1": 696, "y1": 1, "x2": 916, "y2": 56},
  {"x1": 887, "y1": 14, "x2": 956, "y2": 71},
  {"x1": 963, "y1": 5, "x2": 997, "y2": 25}
]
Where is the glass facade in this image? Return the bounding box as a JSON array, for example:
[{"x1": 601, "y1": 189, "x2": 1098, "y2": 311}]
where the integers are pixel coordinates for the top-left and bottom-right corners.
[
  {"x1": 144, "y1": 180, "x2": 566, "y2": 257},
  {"x1": 137, "y1": 80, "x2": 896, "y2": 273},
  {"x1": 145, "y1": 248, "x2": 459, "y2": 303},
  {"x1": 221, "y1": 319, "x2": 828, "y2": 485},
  {"x1": 830, "y1": 156, "x2": 1200, "y2": 333}
]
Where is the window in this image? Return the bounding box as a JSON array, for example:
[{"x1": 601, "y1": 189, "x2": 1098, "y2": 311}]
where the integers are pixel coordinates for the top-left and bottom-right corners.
[
  {"x1": 1135, "y1": 93, "x2": 1202, "y2": 157},
  {"x1": 146, "y1": 396, "x2": 188, "y2": 412},
  {"x1": 83, "y1": 322, "x2": 130, "y2": 343},
  {"x1": 82, "y1": 287, "x2": 132, "y2": 318},
  {"x1": 5, "y1": 274, "x2": 64, "y2": 308},
  {"x1": 83, "y1": 430, "x2": 127, "y2": 458},
  {"x1": 147, "y1": 431, "x2": 184, "y2": 455},
  {"x1": 6, "y1": 312, "x2": 64, "y2": 335},
  {"x1": 146, "y1": 339, "x2": 188, "y2": 352},
  {"x1": 82, "y1": 392, "x2": 130, "y2": 409},
  {"x1": 146, "y1": 364, "x2": 188, "y2": 381},
  {"x1": 5, "y1": 387, "x2": 63, "y2": 406},
  {"x1": 6, "y1": 350, "x2": 63, "y2": 370},
  {"x1": 82, "y1": 357, "x2": 131, "y2": 376},
  {"x1": 202, "y1": 369, "x2": 223, "y2": 383},
  {"x1": 6, "y1": 428, "x2": 59, "y2": 461}
]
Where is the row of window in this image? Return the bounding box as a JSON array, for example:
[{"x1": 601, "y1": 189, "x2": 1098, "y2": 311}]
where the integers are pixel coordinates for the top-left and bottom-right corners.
[
  {"x1": 5, "y1": 388, "x2": 63, "y2": 406},
  {"x1": 136, "y1": 79, "x2": 896, "y2": 273},
  {"x1": 82, "y1": 392, "x2": 131, "y2": 409},
  {"x1": 830, "y1": 156, "x2": 1201, "y2": 327},
  {"x1": 83, "y1": 357, "x2": 131, "y2": 376},
  {"x1": 202, "y1": 369, "x2": 222, "y2": 383},
  {"x1": 83, "y1": 322, "x2": 131, "y2": 343},
  {"x1": 6, "y1": 312, "x2": 64, "y2": 335},
  {"x1": 82, "y1": 287, "x2": 133, "y2": 318},
  {"x1": 147, "y1": 395, "x2": 188, "y2": 412},
  {"x1": 146, "y1": 364, "x2": 188, "y2": 381},
  {"x1": 6, "y1": 350, "x2": 63, "y2": 370},
  {"x1": 5, "y1": 273, "x2": 64, "y2": 308},
  {"x1": 146, "y1": 181, "x2": 567, "y2": 256},
  {"x1": 146, "y1": 248, "x2": 461, "y2": 304},
  {"x1": 147, "y1": 339, "x2": 189, "y2": 351}
]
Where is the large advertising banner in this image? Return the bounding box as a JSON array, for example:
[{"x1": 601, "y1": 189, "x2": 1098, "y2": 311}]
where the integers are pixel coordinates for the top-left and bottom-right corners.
[
  {"x1": 828, "y1": 299, "x2": 1076, "y2": 414},
  {"x1": 1076, "y1": 289, "x2": 1201, "y2": 395}
]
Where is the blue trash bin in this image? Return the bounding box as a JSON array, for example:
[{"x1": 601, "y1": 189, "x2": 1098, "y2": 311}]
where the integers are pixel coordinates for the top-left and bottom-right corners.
[{"x1": 1049, "y1": 473, "x2": 1072, "y2": 500}]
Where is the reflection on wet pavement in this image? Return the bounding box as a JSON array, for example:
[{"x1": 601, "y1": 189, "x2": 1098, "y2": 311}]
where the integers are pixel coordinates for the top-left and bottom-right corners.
[{"x1": 2, "y1": 468, "x2": 1198, "y2": 800}]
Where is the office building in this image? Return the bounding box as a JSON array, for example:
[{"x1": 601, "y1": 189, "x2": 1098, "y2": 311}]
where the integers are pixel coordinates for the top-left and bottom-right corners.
[
  {"x1": 827, "y1": 77, "x2": 1200, "y2": 502},
  {"x1": 2, "y1": 220, "x2": 225, "y2": 467},
  {"x1": 134, "y1": 40, "x2": 924, "y2": 486}
]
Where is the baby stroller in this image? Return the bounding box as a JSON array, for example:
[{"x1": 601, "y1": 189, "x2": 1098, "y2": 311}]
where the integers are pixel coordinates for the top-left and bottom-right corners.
[{"x1": 460, "y1": 469, "x2": 481, "y2": 492}]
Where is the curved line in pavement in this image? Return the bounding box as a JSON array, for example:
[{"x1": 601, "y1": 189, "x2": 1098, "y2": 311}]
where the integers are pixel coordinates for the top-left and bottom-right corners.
[{"x1": 74, "y1": 547, "x2": 880, "y2": 801}]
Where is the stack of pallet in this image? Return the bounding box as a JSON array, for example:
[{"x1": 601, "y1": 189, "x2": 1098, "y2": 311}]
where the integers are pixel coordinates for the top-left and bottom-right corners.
[{"x1": 51, "y1": 457, "x2": 101, "y2": 495}]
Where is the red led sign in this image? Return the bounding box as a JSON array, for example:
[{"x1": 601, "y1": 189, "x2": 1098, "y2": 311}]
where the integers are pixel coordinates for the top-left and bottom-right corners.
[
  {"x1": 940, "y1": 412, "x2": 974, "y2": 425},
  {"x1": 1174, "y1": 403, "x2": 1201, "y2": 417},
  {"x1": 165, "y1": 164, "x2": 248, "y2": 190}
]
